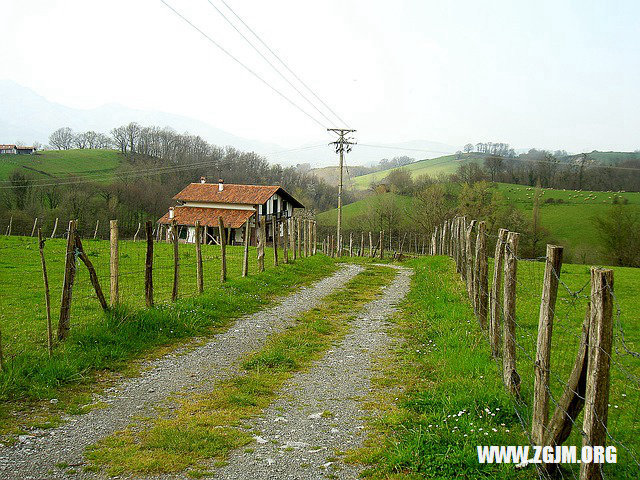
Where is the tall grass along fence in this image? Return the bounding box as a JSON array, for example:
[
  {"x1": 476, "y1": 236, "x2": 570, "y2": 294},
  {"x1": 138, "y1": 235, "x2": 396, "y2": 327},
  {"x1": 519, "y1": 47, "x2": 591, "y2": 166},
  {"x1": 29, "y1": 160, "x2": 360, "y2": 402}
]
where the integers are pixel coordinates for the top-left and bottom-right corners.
[
  {"x1": 0, "y1": 215, "x2": 319, "y2": 376},
  {"x1": 430, "y1": 217, "x2": 639, "y2": 480}
]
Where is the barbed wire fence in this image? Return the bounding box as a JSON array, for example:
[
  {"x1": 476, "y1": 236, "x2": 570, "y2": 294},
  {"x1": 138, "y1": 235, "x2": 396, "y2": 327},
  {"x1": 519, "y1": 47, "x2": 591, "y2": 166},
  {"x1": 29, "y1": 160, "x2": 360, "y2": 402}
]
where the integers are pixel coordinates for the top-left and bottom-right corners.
[
  {"x1": 0, "y1": 215, "x2": 319, "y2": 371},
  {"x1": 430, "y1": 216, "x2": 639, "y2": 480}
]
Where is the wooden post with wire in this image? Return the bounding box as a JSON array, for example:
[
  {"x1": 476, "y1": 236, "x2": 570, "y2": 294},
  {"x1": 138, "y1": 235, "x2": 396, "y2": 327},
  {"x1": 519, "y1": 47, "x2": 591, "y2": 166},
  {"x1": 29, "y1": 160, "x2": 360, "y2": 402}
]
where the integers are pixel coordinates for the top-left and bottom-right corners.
[
  {"x1": 195, "y1": 220, "x2": 203, "y2": 294},
  {"x1": 475, "y1": 221, "x2": 489, "y2": 329},
  {"x1": 31, "y1": 218, "x2": 38, "y2": 237},
  {"x1": 297, "y1": 217, "x2": 302, "y2": 259},
  {"x1": 171, "y1": 221, "x2": 179, "y2": 301},
  {"x1": 580, "y1": 268, "x2": 614, "y2": 480},
  {"x1": 37, "y1": 228, "x2": 53, "y2": 356},
  {"x1": 532, "y1": 244, "x2": 564, "y2": 446},
  {"x1": 360, "y1": 232, "x2": 364, "y2": 257},
  {"x1": 490, "y1": 228, "x2": 509, "y2": 358},
  {"x1": 257, "y1": 217, "x2": 265, "y2": 273},
  {"x1": 289, "y1": 217, "x2": 296, "y2": 261},
  {"x1": 465, "y1": 220, "x2": 477, "y2": 305},
  {"x1": 219, "y1": 217, "x2": 227, "y2": 282},
  {"x1": 145, "y1": 220, "x2": 154, "y2": 306},
  {"x1": 313, "y1": 220, "x2": 317, "y2": 255},
  {"x1": 502, "y1": 231, "x2": 520, "y2": 397},
  {"x1": 272, "y1": 217, "x2": 279, "y2": 266},
  {"x1": 282, "y1": 216, "x2": 289, "y2": 264},
  {"x1": 133, "y1": 222, "x2": 141, "y2": 242},
  {"x1": 110, "y1": 220, "x2": 119, "y2": 306},
  {"x1": 94, "y1": 220, "x2": 99, "y2": 239},
  {"x1": 75, "y1": 235, "x2": 108, "y2": 311},
  {"x1": 58, "y1": 220, "x2": 77, "y2": 340},
  {"x1": 51, "y1": 217, "x2": 58, "y2": 239},
  {"x1": 242, "y1": 218, "x2": 250, "y2": 277}
]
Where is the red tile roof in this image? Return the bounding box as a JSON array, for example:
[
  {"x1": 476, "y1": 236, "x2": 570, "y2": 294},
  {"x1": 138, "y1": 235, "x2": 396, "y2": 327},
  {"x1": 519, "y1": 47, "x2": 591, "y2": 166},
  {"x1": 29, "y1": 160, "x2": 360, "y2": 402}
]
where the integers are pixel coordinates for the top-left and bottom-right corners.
[
  {"x1": 173, "y1": 183, "x2": 304, "y2": 208},
  {"x1": 157, "y1": 206, "x2": 255, "y2": 228}
]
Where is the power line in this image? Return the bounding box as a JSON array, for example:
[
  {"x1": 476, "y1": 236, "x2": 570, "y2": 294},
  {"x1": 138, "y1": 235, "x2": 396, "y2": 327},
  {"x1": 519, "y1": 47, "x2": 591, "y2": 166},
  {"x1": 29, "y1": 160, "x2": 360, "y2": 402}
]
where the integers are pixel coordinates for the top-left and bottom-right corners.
[
  {"x1": 158, "y1": 0, "x2": 327, "y2": 129},
  {"x1": 217, "y1": 0, "x2": 349, "y2": 128},
  {"x1": 204, "y1": 0, "x2": 337, "y2": 128}
]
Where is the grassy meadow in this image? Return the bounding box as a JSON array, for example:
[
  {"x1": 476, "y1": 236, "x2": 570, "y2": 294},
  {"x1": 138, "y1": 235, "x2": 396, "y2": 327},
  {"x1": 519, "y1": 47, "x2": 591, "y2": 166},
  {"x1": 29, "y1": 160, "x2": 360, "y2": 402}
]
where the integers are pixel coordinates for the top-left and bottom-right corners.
[
  {"x1": 356, "y1": 255, "x2": 638, "y2": 479},
  {"x1": 0, "y1": 149, "x2": 123, "y2": 182},
  {"x1": 0, "y1": 234, "x2": 335, "y2": 405},
  {"x1": 351, "y1": 153, "x2": 486, "y2": 190}
]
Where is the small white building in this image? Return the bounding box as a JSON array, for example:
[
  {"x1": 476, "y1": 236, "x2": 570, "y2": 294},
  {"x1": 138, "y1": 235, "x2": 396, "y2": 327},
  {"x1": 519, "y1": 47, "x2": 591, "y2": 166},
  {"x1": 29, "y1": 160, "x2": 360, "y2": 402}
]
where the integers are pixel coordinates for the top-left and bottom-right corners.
[
  {"x1": 0, "y1": 145, "x2": 36, "y2": 155},
  {"x1": 157, "y1": 177, "x2": 304, "y2": 245}
]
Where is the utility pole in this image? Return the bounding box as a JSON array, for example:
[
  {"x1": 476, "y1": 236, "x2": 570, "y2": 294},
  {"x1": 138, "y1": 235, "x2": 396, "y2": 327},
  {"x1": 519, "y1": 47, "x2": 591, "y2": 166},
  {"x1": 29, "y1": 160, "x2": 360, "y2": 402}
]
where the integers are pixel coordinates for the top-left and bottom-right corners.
[{"x1": 328, "y1": 128, "x2": 356, "y2": 256}]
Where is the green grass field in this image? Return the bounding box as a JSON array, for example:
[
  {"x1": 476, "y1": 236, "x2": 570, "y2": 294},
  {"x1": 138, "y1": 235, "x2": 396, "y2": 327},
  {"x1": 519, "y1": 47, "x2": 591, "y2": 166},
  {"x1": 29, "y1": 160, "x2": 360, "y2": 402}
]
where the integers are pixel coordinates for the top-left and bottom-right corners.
[
  {"x1": 356, "y1": 255, "x2": 639, "y2": 479},
  {"x1": 0, "y1": 234, "x2": 333, "y2": 405},
  {"x1": 351, "y1": 153, "x2": 486, "y2": 190},
  {"x1": 0, "y1": 149, "x2": 123, "y2": 182},
  {"x1": 316, "y1": 192, "x2": 415, "y2": 229}
]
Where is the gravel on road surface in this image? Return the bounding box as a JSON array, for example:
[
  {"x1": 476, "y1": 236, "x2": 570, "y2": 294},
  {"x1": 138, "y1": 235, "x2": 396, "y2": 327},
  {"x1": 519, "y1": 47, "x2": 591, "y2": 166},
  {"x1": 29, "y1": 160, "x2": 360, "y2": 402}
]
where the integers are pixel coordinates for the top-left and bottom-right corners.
[{"x1": 0, "y1": 264, "x2": 363, "y2": 480}]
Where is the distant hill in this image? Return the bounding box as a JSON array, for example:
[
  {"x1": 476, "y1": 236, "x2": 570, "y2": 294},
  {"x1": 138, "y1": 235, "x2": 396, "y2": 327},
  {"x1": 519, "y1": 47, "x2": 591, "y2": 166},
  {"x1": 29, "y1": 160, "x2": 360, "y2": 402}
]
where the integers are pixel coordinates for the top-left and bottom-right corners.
[
  {"x1": 565, "y1": 150, "x2": 640, "y2": 164},
  {"x1": 351, "y1": 152, "x2": 487, "y2": 190},
  {"x1": 0, "y1": 149, "x2": 123, "y2": 182}
]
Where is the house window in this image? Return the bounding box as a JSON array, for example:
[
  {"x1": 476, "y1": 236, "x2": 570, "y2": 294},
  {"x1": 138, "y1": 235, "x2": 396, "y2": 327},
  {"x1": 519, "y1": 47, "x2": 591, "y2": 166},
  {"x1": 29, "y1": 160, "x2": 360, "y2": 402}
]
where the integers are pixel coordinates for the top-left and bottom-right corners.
[{"x1": 273, "y1": 198, "x2": 278, "y2": 215}]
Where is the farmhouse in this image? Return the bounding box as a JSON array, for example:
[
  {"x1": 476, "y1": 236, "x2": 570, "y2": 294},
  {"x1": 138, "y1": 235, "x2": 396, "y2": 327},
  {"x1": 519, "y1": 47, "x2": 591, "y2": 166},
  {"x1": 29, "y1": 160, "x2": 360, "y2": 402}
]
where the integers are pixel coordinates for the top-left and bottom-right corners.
[
  {"x1": 0, "y1": 144, "x2": 36, "y2": 155},
  {"x1": 157, "y1": 177, "x2": 304, "y2": 245}
]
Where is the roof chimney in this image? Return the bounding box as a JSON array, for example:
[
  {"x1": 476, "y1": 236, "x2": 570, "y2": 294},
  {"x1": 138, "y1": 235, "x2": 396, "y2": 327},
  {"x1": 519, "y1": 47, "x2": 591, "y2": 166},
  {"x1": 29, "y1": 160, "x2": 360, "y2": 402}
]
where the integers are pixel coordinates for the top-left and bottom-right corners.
[
  {"x1": 200, "y1": 176, "x2": 206, "y2": 184},
  {"x1": 169, "y1": 207, "x2": 175, "y2": 219},
  {"x1": 218, "y1": 179, "x2": 224, "y2": 192}
]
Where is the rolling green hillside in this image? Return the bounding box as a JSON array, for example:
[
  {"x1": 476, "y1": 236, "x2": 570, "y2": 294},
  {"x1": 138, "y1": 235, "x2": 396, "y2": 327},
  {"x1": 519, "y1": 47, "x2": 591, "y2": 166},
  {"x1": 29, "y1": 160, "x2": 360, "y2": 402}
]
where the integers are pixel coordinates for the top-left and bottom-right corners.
[
  {"x1": 318, "y1": 183, "x2": 640, "y2": 263},
  {"x1": 0, "y1": 149, "x2": 123, "y2": 182},
  {"x1": 351, "y1": 152, "x2": 486, "y2": 190}
]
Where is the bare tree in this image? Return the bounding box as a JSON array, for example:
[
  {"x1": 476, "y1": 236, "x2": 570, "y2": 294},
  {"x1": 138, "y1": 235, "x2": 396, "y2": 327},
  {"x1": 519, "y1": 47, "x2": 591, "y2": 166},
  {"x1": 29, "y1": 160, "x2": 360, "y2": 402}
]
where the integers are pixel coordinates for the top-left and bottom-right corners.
[{"x1": 49, "y1": 127, "x2": 74, "y2": 150}]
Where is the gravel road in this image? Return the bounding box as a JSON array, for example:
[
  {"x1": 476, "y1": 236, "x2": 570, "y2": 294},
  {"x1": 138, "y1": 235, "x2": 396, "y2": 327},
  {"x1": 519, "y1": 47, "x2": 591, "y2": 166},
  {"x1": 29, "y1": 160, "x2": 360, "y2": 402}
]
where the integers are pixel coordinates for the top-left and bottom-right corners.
[
  {"x1": 0, "y1": 264, "x2": 363, "y2": 480},
  {"x1": 211, "y1": 265, "x2": 412, "y2": 480}
]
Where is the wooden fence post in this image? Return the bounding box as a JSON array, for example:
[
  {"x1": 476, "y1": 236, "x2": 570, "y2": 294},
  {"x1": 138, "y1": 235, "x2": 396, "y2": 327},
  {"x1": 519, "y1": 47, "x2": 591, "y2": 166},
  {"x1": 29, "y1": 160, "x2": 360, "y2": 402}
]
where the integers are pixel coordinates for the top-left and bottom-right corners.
[
  {"x1": 133, "y1": 222, "x2": 141, "y2": 242},
  {"x1": 580, "y1": 268, "x2": 614, "y2": 480},
  {"x1": 490, "y1": 228, "x2": 509, "y2": 358},
  {"x1": 442, "y1": 221, "x2": 448, "y2": 256},
  {"x1": 313, "y1": 221, "x2": 317, "y2": 255},
  {"x1": 297, "y1": 217, "x2": 302, "y2": 259},
  {"x1": 31, "y1": 218, "x2": 38, "y2": 237},
  {"x1": 219, "y1": 217, "x2": 227, "y2": 281},
  {"x1": 379, "y1": 230, "x2": 384, "y2": 259},
  {"x1": 532, "y1": 245, "x2": 564, "y2": 446},
  {"x1": 57, "y1": 220, "x2": 77, "y2": 340},
  {"x1": 368, "y1": 231, "x2": 373, "y2": 257},
  {"x1": 282, "y1": 216, "x2": 289, "y2": 264},
  {"x1": 94, "y1": 220, "x2": 99, "y2": 239},
  {"x1": 50, "y1": 217, "x2": 58, "y2": 239},
  {"x1": 459, "y1": 217, "x2": 467, "y2": 279},
  {"x1": 502, "y1": 231, "x2": 520, "y2": 397},
  {"x1": 6, "y1": 215, "x2": 12, "y2": 236},
  {"x1": 242, "y1": 219, "x2": 250, "y2": 277},
  {"x1": 289, "y1": 217, "x2": 296, "y2": 261},
  {"x1": 360, "y1": 232, "x2": 364, "y2": 257},
  {"x1": 257, "y1": 217, "x2": 265, "y2": 273},
  {"x1": 145, "y1": 221, "x2": 154, "y2": 306},
  {"x1": 349, "y1": 232, "x2": 353, "y2": 257},
  {"x1": 75, "y1": 235, "x2": 108, "y2": 311},
  {"x1": 465, "y1": 220, "x2": 477, "y2": 303},
  {"x1": 171, "y1": 221, "x2": 179, "y2": 301},
  {"x1": 109, "y1": 220, "x2": 119, "y2": 306},
  {"x1": 195, "y1": 220, "x2": 203, "y2": 294},
  {"x1": 37, "y1": 228, "x2": 53, "y2": 356},
  {"x1": 475, "y1": 221, "x2": 489, "y2": 329},
  {"x1": 545, "y1": 304, "x2": 590, "y2": 448},
  {"x1": 272, "y1": 217, "x2": 279, "y2": 266}
]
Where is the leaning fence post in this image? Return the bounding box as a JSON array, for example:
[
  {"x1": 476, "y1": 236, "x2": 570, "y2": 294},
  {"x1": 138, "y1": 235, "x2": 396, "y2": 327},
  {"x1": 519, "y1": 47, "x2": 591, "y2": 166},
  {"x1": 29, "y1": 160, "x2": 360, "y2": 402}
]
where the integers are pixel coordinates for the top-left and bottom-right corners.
[
  {"x1": 94, "y1": 220, "x2": 99, "y2": 239},
  {"x1": 490, "y1": 228, "x2": 509, "y2": 358},
  {"x1": 110, "y1": 220, "x2": 119, "y2": 306},
  {"x1": 6, "y1": 215, "x2": 12, "y2": 236},
  {"x1": 50, "y1": 217, "x2": 58, "y2": 239},
  {"x1": 171, "y1": 221, "x2": 179, "y2": 301},
  {"x1": 503, "y1": 231, "x2": 520, "y2": 397},
  {"x1": 133, "y1": 222, "x2": 141, "y2": 242},
  {"x1": 31, "y1": 218, "x2": 38, "y2": 237},
  {"x1": 242, "y1": 218, "x2": 250, "y2": 277},
  {"x1": 37, "y1": 228, "x2": 53, "y2": 356},
  {"x1": 195, "y1": 220, "x2": 203, "y2": 294},
  {"x1": 57, "y1": 220, "x2": 77, "y2": 340},
  {"x1": 219, "y1": 217, "x2": 227, "y2": 281},
  {"x1": 580, "y1": 268, "x2": 614, "y2": 480},
  {"x1": 532, "y1": 245, "x2": 564, "y2": 446},
  {"x1": 475, "y1": 221, "x2": 489, "y2": 329},
  {"x1": 145, "y1": 220, "x2": 154, "y2": 306}
]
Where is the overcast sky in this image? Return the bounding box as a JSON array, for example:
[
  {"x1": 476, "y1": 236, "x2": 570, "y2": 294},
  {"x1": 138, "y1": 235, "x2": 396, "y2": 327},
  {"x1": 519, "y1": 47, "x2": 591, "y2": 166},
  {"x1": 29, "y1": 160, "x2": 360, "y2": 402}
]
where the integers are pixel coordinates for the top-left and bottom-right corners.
[{"x1": 2, "y1": 0, "x2": 639, "y2": 153}]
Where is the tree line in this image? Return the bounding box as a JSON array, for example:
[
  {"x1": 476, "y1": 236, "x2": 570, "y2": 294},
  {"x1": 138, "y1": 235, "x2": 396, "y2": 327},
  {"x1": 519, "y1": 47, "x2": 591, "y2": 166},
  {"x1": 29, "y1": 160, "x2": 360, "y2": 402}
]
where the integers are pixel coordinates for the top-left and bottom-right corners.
[{"x1": 2, "y1": 123, "x2": 351, "y2": 239}]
